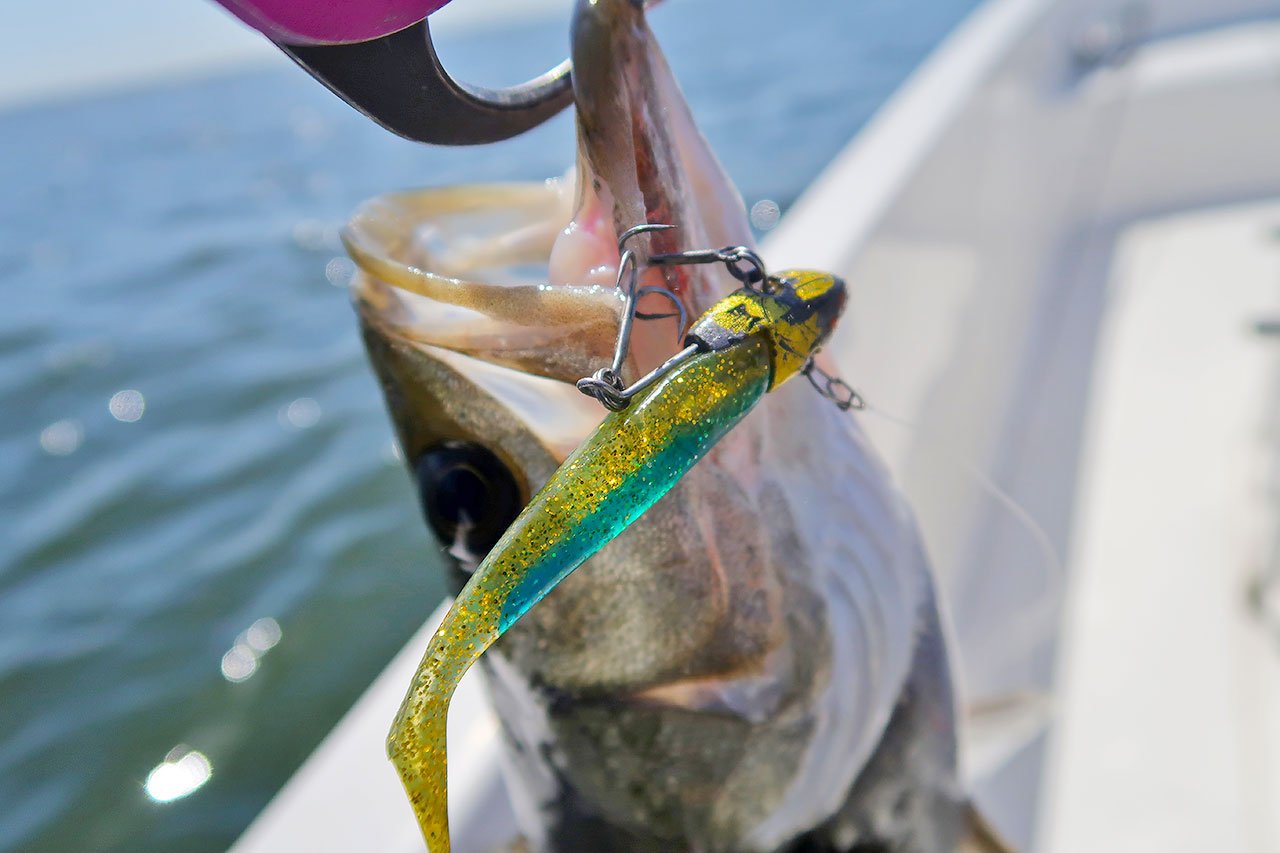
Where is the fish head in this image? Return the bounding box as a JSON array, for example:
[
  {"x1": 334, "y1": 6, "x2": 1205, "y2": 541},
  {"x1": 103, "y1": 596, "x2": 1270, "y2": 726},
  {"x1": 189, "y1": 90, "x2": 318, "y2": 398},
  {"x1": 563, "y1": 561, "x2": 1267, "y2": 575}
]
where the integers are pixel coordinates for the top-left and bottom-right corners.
[{"x1": 347, "y1": 174, "x2": 776, "y2": 685}]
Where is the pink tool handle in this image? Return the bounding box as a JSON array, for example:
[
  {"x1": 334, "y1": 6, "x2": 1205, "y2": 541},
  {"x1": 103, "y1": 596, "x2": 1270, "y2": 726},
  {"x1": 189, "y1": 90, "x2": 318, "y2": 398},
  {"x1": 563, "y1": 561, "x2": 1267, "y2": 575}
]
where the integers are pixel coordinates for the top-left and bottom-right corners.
[{"x1": 214, "y1": 0, "x2": 452, "y2": 44}]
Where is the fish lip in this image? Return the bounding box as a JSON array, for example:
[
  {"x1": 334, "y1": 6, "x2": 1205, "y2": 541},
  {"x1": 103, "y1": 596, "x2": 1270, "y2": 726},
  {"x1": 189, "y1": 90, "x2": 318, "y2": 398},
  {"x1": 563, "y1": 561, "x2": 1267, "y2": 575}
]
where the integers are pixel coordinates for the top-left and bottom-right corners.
[
  {"x1": 342, "y1": 182, "x2": 572, "y2": 316},
  {"x1": 346, "y1": 182, "x2": 628, "y2": 385}
]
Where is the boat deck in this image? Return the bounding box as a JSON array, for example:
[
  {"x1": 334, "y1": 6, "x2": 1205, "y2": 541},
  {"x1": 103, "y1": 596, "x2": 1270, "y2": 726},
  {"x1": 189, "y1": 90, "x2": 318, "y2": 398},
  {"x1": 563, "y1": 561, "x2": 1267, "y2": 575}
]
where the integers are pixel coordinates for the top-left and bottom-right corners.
[{"x1": 1040, "y1": 201, "x2": 1280, "y2": 852}]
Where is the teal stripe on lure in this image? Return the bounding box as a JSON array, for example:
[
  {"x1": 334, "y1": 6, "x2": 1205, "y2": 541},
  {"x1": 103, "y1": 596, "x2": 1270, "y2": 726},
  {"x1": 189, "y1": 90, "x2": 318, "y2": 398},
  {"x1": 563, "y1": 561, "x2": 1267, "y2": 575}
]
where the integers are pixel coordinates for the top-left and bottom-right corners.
[{"x1": 499, "y1": 344, "x2": 770, "y2": 630}]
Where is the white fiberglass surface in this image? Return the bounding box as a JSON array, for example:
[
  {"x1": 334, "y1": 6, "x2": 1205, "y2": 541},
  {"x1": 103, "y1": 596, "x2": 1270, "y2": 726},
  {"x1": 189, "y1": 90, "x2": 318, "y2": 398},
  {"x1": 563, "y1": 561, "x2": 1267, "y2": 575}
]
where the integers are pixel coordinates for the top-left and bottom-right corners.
[{"x1": 1042, "y1": 201, "x2": 1280, "y2": 853}]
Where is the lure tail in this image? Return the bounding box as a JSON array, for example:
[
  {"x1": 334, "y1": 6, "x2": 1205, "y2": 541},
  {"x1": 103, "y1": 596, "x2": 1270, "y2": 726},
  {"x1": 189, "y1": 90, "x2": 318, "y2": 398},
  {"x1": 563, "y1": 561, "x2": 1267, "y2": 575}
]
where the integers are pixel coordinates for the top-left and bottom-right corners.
[{"x1": 387, "y1": 608, "x2": 493, "y2": 853}]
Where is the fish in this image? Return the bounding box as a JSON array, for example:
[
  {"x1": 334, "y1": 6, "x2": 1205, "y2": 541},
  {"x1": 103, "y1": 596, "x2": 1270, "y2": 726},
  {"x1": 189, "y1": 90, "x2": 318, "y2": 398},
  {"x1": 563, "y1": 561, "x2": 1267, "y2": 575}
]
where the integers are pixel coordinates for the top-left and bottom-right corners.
[{"x1": 346, "y1": 0, "x2": 1004, "y2": 849}]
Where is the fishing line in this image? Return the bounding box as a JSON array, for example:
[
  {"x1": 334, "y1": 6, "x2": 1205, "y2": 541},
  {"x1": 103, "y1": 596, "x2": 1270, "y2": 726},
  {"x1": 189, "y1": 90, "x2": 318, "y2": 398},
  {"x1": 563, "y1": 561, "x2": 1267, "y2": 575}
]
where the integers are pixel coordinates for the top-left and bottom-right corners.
[
  {"x1": 930, "y1": 10, "x2": 1143, "y2": 674},
  {"x1": 853, "y1": 396, "x2": 1066, "y2": 678},
  {"x1": 832, "y1": 14, "x2": 1148, "y2": 685}
]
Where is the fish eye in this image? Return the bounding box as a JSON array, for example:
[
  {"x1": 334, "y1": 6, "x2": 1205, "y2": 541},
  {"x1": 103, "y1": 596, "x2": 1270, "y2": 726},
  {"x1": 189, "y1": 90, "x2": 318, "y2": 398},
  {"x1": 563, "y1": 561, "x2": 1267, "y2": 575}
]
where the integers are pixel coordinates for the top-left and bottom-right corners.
[{"x1": 413, "y1": 442, "x2": 523, "y2": 586}]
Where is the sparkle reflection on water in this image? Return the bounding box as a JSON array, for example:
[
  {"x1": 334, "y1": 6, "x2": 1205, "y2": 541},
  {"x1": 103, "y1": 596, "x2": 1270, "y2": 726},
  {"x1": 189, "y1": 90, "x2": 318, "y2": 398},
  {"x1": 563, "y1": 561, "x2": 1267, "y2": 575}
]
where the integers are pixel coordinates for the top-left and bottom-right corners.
[
  {"x1": 0, "y1": 0, "x2": 980, "y2": 849},
  {"x1": 144, "y1": 747, "x2": 213, "y2": 804},
  {"x1": 108, "y1": 389, "x2": 146, "y2": 423},
  {"x1": 221, "y1": 617, "x2": 284, "y2": 683},
  {"x1": 39, "y1": 419, "x2": 84, "y2": 456}
]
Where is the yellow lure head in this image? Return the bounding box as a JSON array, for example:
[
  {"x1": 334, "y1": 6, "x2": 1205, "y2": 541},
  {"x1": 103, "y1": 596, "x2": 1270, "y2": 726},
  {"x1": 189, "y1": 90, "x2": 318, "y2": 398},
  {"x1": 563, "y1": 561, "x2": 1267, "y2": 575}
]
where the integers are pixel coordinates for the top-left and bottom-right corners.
[{"x1": 684, "y1": 269, "x2": 847, "y2": 389}]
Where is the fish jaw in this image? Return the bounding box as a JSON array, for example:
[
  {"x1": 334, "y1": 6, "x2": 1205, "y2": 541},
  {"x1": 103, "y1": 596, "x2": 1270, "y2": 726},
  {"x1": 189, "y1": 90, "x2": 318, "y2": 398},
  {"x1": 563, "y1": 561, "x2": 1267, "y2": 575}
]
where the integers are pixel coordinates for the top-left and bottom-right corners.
[{"x1": 346, "y1": 182, "x2": 630, "y2": 387}]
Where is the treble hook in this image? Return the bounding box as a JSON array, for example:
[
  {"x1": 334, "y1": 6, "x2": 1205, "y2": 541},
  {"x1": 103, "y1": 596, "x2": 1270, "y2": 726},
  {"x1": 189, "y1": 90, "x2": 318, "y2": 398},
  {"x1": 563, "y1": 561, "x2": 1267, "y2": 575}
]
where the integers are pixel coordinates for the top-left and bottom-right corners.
[{"x1": 576, "y1": 224, "x2": 697, "y2": 411}]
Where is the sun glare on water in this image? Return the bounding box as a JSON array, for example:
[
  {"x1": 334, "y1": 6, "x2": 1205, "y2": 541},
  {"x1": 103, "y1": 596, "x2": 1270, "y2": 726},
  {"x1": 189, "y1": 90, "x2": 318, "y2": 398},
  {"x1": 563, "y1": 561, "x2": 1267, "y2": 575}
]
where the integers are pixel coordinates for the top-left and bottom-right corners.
[{"x1": 144, "y1": 746, "x2": 213, "y2": 803}]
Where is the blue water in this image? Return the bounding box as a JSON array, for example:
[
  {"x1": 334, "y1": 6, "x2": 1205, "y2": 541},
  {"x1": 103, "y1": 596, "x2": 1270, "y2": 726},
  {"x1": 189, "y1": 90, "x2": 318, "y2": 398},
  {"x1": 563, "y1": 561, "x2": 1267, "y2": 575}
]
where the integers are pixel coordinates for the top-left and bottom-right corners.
[{"x1": 0, "y1": 1, "x2": 978, "y2": 849}]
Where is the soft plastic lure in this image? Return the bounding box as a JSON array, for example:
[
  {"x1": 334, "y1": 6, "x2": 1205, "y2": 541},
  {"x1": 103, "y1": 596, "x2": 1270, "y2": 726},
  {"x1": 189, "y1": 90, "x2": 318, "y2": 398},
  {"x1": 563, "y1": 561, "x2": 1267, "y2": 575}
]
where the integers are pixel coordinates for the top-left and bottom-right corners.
[{"x1": 387, "y1": 266, "x2": 847, "y2": 852}]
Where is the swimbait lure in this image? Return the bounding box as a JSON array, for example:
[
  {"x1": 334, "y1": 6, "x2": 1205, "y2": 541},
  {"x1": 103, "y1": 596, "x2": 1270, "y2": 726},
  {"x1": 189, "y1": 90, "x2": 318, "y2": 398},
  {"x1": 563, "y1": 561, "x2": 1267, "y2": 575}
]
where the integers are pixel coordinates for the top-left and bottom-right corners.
[{"x1": 386, "y1": 248, "x2": 847, "y2": 853}]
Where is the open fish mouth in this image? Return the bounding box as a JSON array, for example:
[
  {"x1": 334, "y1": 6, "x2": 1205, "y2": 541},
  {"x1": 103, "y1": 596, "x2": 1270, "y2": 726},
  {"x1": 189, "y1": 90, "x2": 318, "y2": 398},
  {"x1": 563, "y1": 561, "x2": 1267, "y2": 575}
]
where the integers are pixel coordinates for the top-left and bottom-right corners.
[{"x1": 345, "y1": 180, "x2": 626, "y2": 389}]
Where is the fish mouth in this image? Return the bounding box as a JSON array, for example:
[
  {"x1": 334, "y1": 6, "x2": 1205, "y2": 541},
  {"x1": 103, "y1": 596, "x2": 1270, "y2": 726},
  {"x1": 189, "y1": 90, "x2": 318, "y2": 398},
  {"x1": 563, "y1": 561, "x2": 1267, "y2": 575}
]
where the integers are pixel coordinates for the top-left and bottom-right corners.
[{"x1": 345, "y1": 181, "x2": 627, "y2": 389}]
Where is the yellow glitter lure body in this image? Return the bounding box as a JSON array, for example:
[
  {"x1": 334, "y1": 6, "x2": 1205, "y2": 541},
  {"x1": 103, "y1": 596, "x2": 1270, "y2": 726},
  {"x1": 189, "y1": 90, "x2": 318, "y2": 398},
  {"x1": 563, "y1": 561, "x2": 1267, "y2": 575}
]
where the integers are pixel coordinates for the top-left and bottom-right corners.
[{"x1": 387, "y1": 269, "x2": 847, "y2": 852}]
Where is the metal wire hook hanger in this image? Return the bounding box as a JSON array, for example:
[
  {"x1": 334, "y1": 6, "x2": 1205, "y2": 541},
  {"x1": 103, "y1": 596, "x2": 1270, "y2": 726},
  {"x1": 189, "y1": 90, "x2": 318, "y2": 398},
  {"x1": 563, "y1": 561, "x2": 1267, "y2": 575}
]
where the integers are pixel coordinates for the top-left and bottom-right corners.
[
  {"x1": 649, "y1": 244, "x2": 774, "y2": 293},
  {"x1": 653, "y1": 241, "x2": 867, "y2": 412},
  {"x1": 577, "y1": 225, "x2": 869, "y2": 414},
  {"x1": 800, "y1": 360, "x2": 866, "y2": 411}
]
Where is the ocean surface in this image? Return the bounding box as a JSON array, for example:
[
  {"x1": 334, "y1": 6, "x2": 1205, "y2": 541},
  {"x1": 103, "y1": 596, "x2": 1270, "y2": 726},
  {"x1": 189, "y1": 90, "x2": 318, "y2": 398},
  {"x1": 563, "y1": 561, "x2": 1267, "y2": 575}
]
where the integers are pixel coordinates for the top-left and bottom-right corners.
[{"x1": 0, "y1": 1, "x2": 979, "y2": 849}]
